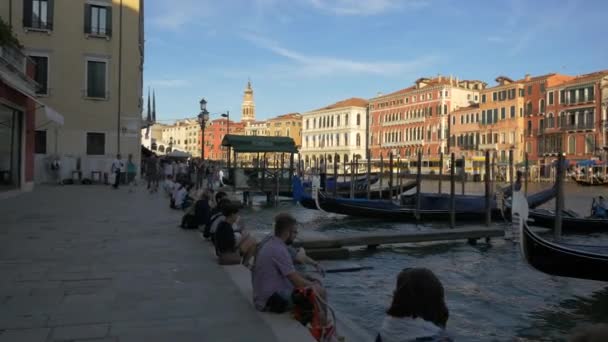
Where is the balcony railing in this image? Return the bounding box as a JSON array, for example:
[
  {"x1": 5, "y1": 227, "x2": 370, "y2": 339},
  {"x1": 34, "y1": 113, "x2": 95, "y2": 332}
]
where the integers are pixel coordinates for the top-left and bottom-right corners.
[
  {"x1": 478, "y1": 143, "x2": 498, "y2": 150},
  {"x1": 563, "y1": 97, "x2": 594, "y2": 105},
  {"x1": 0, "y1": 44, "x2": 26, "y2": 72},
  {"x1": 561, "y1": 123, "x2": 594, "y2": 131}
]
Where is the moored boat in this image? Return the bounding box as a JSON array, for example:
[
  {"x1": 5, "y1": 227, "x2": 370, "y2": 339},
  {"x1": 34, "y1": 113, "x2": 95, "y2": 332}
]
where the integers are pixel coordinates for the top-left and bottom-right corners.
[{"x1": 528, "y1": 208, "x2": 608, "y2": 233}]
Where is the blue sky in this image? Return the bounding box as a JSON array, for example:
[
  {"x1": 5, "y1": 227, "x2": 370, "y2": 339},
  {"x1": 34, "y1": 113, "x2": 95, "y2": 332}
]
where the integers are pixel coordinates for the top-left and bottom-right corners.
[{"x1": 144, "y1": 0, "x2": 608, "y2": 123}]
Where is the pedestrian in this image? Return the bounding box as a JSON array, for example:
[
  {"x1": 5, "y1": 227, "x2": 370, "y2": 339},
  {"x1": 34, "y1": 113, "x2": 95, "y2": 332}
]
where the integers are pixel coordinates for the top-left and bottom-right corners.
[
  {"x1": 49, "y1": 155, "x2": 62, "y2": 185},
  {"x1": 111, "y1": 154, "x2": 124, "y2": 189},
  {"x1": 127, "y1": 154, "x2": 137, "y2": 192},
  {"x1": 218, "y1": 167, "x2": 225, "y2": 187},
  {"x1": 196, "y1": 160, "x2": 204, "y2": 189},
  {"x1": 207, "y1": 165, "x2": 215, "y2": 191},
  {"x1": 376, "y1": 268, "x2": 451, "y2": 342},
  {"x1": 146, "y1": 155, "x2": 159, "y2": 192}
]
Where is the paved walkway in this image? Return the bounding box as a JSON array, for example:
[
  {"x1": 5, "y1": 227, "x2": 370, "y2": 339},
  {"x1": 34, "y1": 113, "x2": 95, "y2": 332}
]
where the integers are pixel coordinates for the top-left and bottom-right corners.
[{"x1": 0, "y1": 185, "x2": 278, "y2": 342}]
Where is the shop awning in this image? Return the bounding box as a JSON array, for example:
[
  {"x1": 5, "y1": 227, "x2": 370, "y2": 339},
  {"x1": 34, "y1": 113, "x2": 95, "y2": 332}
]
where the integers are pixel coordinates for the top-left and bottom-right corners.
[
  {"x1": 0, "y1": 67, "x2": 64, "y2": 125},
  {"x1": 221, "y1": 135, "x2": 298, "y2": 153}
]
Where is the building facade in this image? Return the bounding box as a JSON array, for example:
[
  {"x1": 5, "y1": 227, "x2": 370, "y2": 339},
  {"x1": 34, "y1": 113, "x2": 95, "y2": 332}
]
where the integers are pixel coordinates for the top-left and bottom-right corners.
[
  {"x1": 159, "y1": 118, "x2": 200, "y2": 157},
  {"x1": 202, "y1": 118, "x2": 239, "y2": 161},
  {"x1": 245, "y1": 121, "x2": 268, "y2": 137},
  {"x1": 535, "y1": 71, "x2": 608, "y2": 173},
  {"x1": 370, "y1": 76, "x2": 485, "y2": 163},
  {"x1": 301, "y1": 98, "x2": 368, "y2": 169},
  {"x1": 1, "y1": 0, "x2": 144, "y2": 183},
  {"x1": 0, "y1": 33, "x2": 39, "y2": 193},
  {"x1": 266, "y1": 113, "x2": 302, "y2": 147}
]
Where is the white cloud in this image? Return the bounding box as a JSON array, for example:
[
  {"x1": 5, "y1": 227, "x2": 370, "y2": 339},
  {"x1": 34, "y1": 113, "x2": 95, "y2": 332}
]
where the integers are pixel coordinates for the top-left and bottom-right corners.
[
  {"x1": 242, "y1": 33, "x2": 437, "y2": 77},
  {"x1": 308, "y1": 0, "x2": 427, "y2": 15},
  {"x1": 149, "y1": 0, "x2": 215, "y2": 30},
  {"x1": 147, "y1": 79, "x2": 191, "y2": 88}
]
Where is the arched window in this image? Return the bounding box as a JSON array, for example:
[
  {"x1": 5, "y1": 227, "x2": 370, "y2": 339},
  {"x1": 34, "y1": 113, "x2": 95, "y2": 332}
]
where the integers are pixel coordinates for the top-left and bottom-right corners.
[
  {"x1": 345, "y1": 114, "x2": 349, "y2": 125},
  {"x1": 344, "y1": 133, "x2": 348, "y2": 146},
  {"x1": 306, "y1": 119, "x2": 309, "y2": 130},
  {"x1": 313, "y1": 136, "x2": 316, "y2": 147},
  {"x1": 305, "y1": 136, "x2": 309, "y2": 147},
  {"x1": 335, "y1": 155, "x2": 340, "y2": 163},
  {"x1": 337, "y1": 116, "x2": 341, "y2": 126},
  {"x1": 344, "y1": 154, "x2": 349, "y2": 163},
  {"x1": 585, "y1": 134, "x2": 595, "y2": 153},
  {"x1": 578, "y1": 111, "x2": 585, "y2": 128},
  {"x1": 526, "y1": 102, "x2": 532, "y2": 116},
  {"x1": 328, "y1": 155, "x2": 332, "y2": 163},
  {"x1": 356, "y1": 133, "x2": 361, "y2": 147},
  {"x1": 313, "y1": 118, "x2": 316, "y2": 129},
  {"x1": 568, "y1": 135, "x2": 576, "y2": 154}
]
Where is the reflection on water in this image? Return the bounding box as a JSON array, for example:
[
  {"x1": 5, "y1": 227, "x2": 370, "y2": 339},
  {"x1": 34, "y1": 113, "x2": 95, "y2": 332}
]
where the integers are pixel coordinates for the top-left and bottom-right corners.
[{"x1": 239, "y1": 181, "x2": 608, "y2": 341}]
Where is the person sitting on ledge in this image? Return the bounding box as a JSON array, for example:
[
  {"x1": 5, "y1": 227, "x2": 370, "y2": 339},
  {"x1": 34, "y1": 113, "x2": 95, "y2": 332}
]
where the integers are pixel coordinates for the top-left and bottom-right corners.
[
  {"x1": 205, "y1": 198, "x2": 231, "y2": 240},
  {"x1": 173, "y1": 182, "x2": 193, "y2": 210},
  {"x1": 180, "y1": 191, "x2": 211, "y2": 229},
  {"x1": 211, "y1": 191, "x2": 227, "y2": 215},
  {"x1": 214, "y1": 203, "x2": 257, "y2": 265},
  {"x1": 252, "y1": 213, "x2": 326, "y2": 313},
  {"x1": 376, "y1": 267, "x2": 451, "y2": 342}
]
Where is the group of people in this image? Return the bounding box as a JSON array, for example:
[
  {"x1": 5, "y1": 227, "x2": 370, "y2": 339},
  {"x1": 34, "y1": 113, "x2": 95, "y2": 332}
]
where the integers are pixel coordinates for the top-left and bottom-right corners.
[
  {"x1": 177, "y1": 190, "x2": 453, "y2": 341},
  {"x1": 110, "y1": 154, "x2": 137, "y2": 190},
  {"x1": 142, "y1": 156, "x2": 226, "y2": 194}
]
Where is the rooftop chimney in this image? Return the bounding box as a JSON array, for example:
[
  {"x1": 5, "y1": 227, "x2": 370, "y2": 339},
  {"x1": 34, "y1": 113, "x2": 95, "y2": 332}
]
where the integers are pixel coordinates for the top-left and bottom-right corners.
[{"x1": 525, "y1": 74, "x2": 531, "y2": 81}]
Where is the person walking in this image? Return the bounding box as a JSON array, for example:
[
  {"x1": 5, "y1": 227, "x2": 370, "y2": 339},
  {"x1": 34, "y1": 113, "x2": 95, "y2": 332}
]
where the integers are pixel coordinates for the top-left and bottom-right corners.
[
  {"x1": 196, "y1": 159, "x2": 204, "y2": 189},
  {"x1": 126, "y1": 154, "x2": 137, "y2": 192},
  {"x1": 147, "y1": 155, "x2": 159, "y2": 192},
  {"x1": 111, "y1": 154, "x2": 124, "y2": 189}
]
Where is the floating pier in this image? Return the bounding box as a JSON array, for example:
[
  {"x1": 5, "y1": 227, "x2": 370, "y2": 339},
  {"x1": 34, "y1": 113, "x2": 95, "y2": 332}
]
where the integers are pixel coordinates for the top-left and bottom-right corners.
[{"x1": 294, "y1": 226, "x2": 505, "y2": 259}]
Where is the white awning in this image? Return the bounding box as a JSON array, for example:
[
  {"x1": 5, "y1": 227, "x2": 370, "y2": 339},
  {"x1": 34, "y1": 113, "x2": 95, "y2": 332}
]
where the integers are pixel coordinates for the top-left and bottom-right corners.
[{"x1": 0, "y1": 67, "x2": 64, "y2": 126}]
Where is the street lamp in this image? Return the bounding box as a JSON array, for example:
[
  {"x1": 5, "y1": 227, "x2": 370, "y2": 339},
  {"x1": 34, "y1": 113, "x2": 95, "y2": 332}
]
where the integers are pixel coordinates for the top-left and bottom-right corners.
[
  {"x1": 221, "y1": 111, "x2": 231, "y2": 170},
  {"x1": 198, "y1": 98, "x2": 210, "y2": 161},
  {"x1": 168, "y1": 137, "x2": 174, "y2": 153}
]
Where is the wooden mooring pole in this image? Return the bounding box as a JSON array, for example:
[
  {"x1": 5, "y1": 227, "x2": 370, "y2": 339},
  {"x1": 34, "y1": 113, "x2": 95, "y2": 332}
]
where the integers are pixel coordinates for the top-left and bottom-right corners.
[
  {"x1": 450, "y1": 152, "x2": 456, "y2": 228},
  {"x1": 366, "y1": 150, "x2": 371, "y2": 200},
  {"x1": 461, "y1": 155, "x2": 466, "y2": 195},
  {"x1": 389, "y1": 152, "x2": 394, "y2": 200},
  {"x1": 509, "y1": 149, "x2": 514, "y2": 189},
  {"x1": 379, "y1": 153, "x2": 384, "y2": 199},
  {"x1": 555, "y1": 153, "x2": 564, "y2": 239},
  {"x1": 333, "y1": 153, "x2": 338, "y2": 197},
  {"x1": 485, "y1": 150, "x2": 491, "y2": 227},
  {"x1": 415, "y1": 152, "x2": 422, "y2": 221},
  {"x1": 438, "y1": 152, "x2": 443, "y2": 194},
  {"x1": 524, "y1": 152, "x2": 529, "y2": 196}
]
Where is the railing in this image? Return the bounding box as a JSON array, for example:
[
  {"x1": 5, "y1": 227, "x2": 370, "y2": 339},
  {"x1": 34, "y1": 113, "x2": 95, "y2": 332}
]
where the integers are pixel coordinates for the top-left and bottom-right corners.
[
  {"x1": 0, "y1": 44, "x2": 26, "y2": 72},
  {"x1": 564, "y1": 97, "x2": 594, "y2": 105},
  {"x1": 561, "y1": 123, "x2": 594, "y2": 131},
  {"x1": 478, "y1": 143, "x2": 498, "y2": 150}
]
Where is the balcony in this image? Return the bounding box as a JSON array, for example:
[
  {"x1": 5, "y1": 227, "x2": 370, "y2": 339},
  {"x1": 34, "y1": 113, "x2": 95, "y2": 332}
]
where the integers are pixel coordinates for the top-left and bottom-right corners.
[
  {"x1": 478, "y1": 143, "x2": 498, "y2": 150},
  {"x1": 561, "y1": 123, "x2": 595, "y2": 131},
  {"x1": 0, "y1": 44, "x2": 26, "y2": 72},
  {"x1": 563, "y1": 97, "x2": 595, "y2": 106}
]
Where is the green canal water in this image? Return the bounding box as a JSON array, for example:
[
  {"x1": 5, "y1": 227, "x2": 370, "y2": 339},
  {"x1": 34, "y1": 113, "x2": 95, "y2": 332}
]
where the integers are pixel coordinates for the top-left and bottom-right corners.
[{"x1": 239, "y1": 181, "x2": 608, "y2": 341}]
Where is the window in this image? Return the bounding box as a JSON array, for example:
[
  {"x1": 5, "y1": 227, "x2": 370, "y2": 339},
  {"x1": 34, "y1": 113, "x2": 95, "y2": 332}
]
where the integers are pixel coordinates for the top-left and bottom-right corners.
[
  {"x1": 29, "y1": 55, "x2": 49, "y2": 95},
  {"x1": 345, "y1": 114, "x2": 349, "y2": 125},
  {"x1": 568, "y1": 135, "x2": 575, "y2": 154},
  {"x1": 356, "y1": 114, "x2": 361, "y2": 126},
  {"x1": 306, "y1": 119, "x2": 309, "y2": 130},
  {"x1": 548, "y1": 92, "x2": 554, "y2": 105},
  {"x1": 527, "y1": 85, "x2": 532, "y2": 95},
  {"x1": 493, "y1": 109, "x2": 498, "y2": 123},
  {"x1": 539, "y1": 99, "x2": 545, "y2": 113},
  {"x1": 344, "y1": 133, "x2": 348, "y2": 146},
  {"x1": 481, "y1": 94, "x2": 486, "y2": 103},
  {"x1": 86, "y1": 59, "x2": 107, "y2": 98},
  {"x1": 540, "y1": 83, "x2": 546, "y2": 93},
  {"x1": 526, "y1": 102, "x2": 532, "y2": 116},
  {"x1": 548, "y1": 113, "x2": 554, "y2": 128},
  {"x1": 85, "y1": 4, "x2": 112, "y2": 36},
  {"x1": 501, "y1": 107, "x2": 506, "y2": 120},
  {"x1": 519, "y1": 89, "x2": 525, "y2": 97},
  {"x1": 585, "y1": 134, "x2": 595, "y2": 153},
  {"x1": 492, "y1": 92, "x2": 497, "y2": 101},
  {"x1": 560, "y1": 90, "x2": 565, "y2": 103},
  {"x1": 509, "y1": 106, "x2": 515, "y2": 118},
  {"x1": 86, "y1": 132, "x2": 105, "y2": 155},
  {"x1": 24, "y1": 0, "x2": 53, "y2": 30},
  {"x1": 35, "y1": 130, "x2": 47, "y2": 154},
  {"x1": 443, "y1": 105, "x2": 448, "y2": 115}
]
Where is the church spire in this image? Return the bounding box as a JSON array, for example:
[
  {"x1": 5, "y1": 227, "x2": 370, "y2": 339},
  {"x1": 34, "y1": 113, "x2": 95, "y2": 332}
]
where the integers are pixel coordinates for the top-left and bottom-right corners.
[
  {"x1": 146, "y1": 87, "x2": 152, "y2": 123},
  {"x1": 152, "y1": 89, "x2": 157, "y2": 122}
]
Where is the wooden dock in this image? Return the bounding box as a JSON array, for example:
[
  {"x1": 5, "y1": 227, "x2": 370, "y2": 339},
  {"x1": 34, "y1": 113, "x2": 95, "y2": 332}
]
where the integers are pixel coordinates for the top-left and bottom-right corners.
[{"x1": 294, "y1": 226, "x2": 504, "y2": 259}]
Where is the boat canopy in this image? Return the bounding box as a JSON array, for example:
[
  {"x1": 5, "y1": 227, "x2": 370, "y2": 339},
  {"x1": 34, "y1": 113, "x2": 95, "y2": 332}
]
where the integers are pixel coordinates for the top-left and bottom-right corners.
[{"x1": 221, "y1": 135, "x2": 298, "y2": 153}]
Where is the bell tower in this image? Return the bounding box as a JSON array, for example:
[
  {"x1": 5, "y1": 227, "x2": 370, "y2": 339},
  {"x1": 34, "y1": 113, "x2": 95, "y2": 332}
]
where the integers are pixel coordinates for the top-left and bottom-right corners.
[{"x1": 241, "y1": 79, "x2": 255, "y2": 122}]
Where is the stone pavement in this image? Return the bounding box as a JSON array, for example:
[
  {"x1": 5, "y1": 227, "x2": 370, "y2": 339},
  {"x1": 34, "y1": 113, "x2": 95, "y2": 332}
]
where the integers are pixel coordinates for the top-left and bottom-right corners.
[{"x1": 0, "y1": 184, "x2": 280, "y2": 342}]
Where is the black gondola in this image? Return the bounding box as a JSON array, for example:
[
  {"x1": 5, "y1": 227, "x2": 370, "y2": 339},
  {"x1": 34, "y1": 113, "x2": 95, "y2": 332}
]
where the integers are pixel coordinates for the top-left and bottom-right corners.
[
  {"x1": 574, "y1": 178, "x2": 608, "y2": 186},
  {"x1": 528, "y1": 209, "x2": 608, "y2": 233},
  {"x1": 520, "y1": 221, "x2": 608, "y2": 282}
]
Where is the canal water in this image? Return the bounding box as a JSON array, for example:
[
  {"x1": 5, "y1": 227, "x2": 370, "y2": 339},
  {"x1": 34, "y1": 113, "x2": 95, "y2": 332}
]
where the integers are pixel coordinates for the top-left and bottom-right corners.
[{"x1": 239, "y1": 181, "x2": 608, "y2": 341}]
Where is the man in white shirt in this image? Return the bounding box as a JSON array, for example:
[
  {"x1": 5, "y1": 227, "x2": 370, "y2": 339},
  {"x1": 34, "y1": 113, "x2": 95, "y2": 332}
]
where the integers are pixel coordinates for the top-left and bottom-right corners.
[
  {"x1": 219, "y1": 169, "x2": 225, "y2": 187},
  {"x1": 111, "y1": 154, "x2": 124, "y2": 189}
]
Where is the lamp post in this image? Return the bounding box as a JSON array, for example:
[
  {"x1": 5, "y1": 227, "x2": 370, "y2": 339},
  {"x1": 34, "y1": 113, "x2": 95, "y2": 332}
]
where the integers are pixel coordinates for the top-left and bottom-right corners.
[
  {"x1": 168, "y1": 137, "x2": 173, "y2": 153},
  {"x1": 221, "y1": 111, "x2": 231, "y2": 169},
  {"x1": 198, "y1": 98, "x2": 210, "y2": 161}
]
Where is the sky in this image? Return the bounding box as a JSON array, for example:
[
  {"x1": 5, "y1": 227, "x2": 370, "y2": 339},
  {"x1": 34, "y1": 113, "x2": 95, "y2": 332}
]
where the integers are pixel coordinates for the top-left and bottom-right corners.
[{"x1": 144, "y1": 0, "x2": 608, "y2": 123}]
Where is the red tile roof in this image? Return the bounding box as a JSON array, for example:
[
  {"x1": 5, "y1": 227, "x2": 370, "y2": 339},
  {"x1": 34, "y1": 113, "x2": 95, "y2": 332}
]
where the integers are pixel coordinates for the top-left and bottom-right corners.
[
  {"x1": 452, "y1": 103, "x2": 480, "y2": 113},
  {"x1": 554, "y1": 70, "x2": 608, "y2": 87},
  {"x1": 314, "y1": 98, "x2": 368, "y2": 111}
]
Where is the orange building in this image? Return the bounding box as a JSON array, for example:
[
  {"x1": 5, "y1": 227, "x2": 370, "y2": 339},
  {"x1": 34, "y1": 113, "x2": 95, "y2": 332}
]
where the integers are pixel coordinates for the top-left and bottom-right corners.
[
  {"x1": 535, "y1": 71, "x2": 608, "y2": 174},
  {"x1": 201, "y1": 118, "x2": 241, "y2": 161},
  {"x1": 266, "y1": 113, "x2": 302, "y2": 147},
  {"x1": 522, "y1": 73, "x2": 574, "y2": 167},
  {"x1": 449, "y1": 104, "x2": 481, "y2": 158},
  {"x1": 369, "y1": 76, "x2": 485, "y2": 163}
]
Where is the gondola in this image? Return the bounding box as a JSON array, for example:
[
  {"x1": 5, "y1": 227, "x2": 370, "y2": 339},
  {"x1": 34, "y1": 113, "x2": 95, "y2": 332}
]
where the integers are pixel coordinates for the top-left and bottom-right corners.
[
  {"x1": 513, "y1": 189, "x2": 608, "y2": 282},
  {"x1": 574, "y1": 178, "x2": 608, "y2": 186},
  {"x1": 294, "y1": 176, "x2": 556, "y2": 222},
  {"x1": 520, "y1": 219, "x2": 608, "y2": 282},
  {"x1": 528, "y1": 208, "x2": 608, "y2": 233}
]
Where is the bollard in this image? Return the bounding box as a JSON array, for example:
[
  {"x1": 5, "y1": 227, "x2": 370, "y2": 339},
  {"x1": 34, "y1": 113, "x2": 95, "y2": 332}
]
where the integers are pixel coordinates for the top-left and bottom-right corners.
[
  {"x1": 450, "y1": 153, "x2": 456, "y2": 228},
  {"x1": 555, "y1": 153, "x2": 564, "y2": 239}
]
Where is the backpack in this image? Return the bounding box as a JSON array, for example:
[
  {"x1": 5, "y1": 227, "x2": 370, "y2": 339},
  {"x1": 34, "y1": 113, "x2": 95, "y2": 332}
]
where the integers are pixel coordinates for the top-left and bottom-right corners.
[{"x1": 181, "y1": 213, "x2": 198, "y2": 229}]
